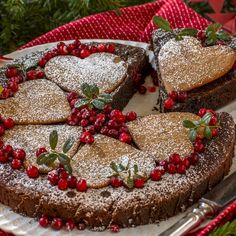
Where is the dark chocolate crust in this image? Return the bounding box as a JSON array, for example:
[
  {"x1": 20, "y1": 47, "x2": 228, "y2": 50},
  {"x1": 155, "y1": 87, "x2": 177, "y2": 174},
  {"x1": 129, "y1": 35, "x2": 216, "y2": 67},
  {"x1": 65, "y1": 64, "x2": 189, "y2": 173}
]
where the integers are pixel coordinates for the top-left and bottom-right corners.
[
  {"x1": 0, "y1": 112, "x2": 234, "y2": 231},
  {"x1": 152, "y1": 29, "x2": 236, "y2": 113}
]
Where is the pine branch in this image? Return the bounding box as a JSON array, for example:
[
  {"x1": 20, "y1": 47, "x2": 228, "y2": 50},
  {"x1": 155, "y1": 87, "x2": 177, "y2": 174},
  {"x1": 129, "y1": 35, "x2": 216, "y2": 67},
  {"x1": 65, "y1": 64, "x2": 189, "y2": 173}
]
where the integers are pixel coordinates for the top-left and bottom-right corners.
[{"x1": 209, "y1": 219, "x2": 236, "y2": 236}]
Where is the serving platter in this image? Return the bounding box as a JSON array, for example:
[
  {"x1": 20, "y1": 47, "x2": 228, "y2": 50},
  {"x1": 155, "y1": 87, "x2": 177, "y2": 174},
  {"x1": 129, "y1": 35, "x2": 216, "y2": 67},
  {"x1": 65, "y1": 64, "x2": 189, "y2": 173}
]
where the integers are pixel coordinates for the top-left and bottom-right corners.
[{"x1": 0, "y1": 39, "x2": 235, "y2": 236}]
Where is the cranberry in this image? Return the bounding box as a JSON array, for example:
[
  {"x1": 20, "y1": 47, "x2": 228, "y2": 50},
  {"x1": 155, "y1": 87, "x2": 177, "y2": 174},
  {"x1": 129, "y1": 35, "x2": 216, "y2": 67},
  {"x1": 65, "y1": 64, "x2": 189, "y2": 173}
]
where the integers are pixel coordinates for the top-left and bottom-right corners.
[
  {"x1": 89, "y1": 46, "x2": 98, "y2": 54},
  {"x1": 36, "y1": 147, "x2": 47, "y2": 157},
  {"x1": 67, "y1": 92, "x2": 78, "y2": 103},
  {"x1": 1, "y1": 88, "x2": 11, "y2": 99},
  {"x1": 81, "y1": 110, "x2": 91, "y2": 119},
  {"x1": 108, "y1": 120, "x2": 119, "y2": 129},
  {"x1": 177, "y1": 91, "x2": 188, "y2": 102},
  {"x1": 110, "y1": 109, "x2": 122, "y2": 119},
  {"x1": 13, "y1": 148, "x2": 26, "y2": 160},
  {"x1": 100, "y1": 126, "x2": 109, "y2": 135},
  {"x1": 11, "y1": 159, "x2": 22, "y2": 169},
  {"x1": 106, "y1": 44, "x2": 115, "y2": 53},
  {"x1": 209, "y1": 115, "x2": 217, "y2": 126},
  {"x1": 168, "y1": 91, "x2": 178, "y2": 101},
  {"x1": 119, "y1": 126, "x2": 129, "y2": 134},
  {"x1": 104, "y1": 104, "x2": 112, "y2": 113},
  {"x1": 188, "y1": 153, "x2": 199, "y2": 165},
  {"x1": 70, "y1": 98, "x2": 78, "y2": 108},
  {"x1": 57, "y1": 42, "x2": 66, "y2": 49},
  {"x1": 155, "y1": 166, "x2": 166, "y2": 175},
  {"x1": 68, "y1": 43, "x2": 77, "y2": 52},
  {"x1": 164, "y1": 98, "x2": 174, "y2": 110},
  {"x1": 51, "y1": 218, "x2": 63, "y2": 230},
  {"x1": 3, "y1": 144, "x2": 13, "y2": 156},
  {"x1": 177, "y1": 164, "x2": 186, "y2": 174},
  {"x1": 159, "y1": 160, "x2": 169, "y2": 170},
  {"x1": 5, "y1": 67, "x2": 18, "y2": 78},
  {"x1": 67, "y1": 115, "x2": 79, "y2": 126},
  {"x1": 119, "y1": 132, "x2": 131, "y2": 143},
  {"x1": 43, "y1": 52, "x2": 53, "y2": 61},
  {"x1": 80, "y1": 131, "x2": 94, "y2": 144},
  {"x1": 206, "y1": 109, "x2": 216, "y2": 116},
  {"x1": 9, "y1": 75, "x2": 22, "y2": 84},
  {"x1": 66, "y1": 219, "x2": 75, "y2": 231},
  {"x1": 148, "y1": 86, "x2": 156, "y2": 93},
  {"x1": 126, "y1": 111, "x2": 137, "y2": 121},
  {"x1": 0, "y1": 150, "x2": 8, "y2": 163},
  {"x1": 0, "y1": 125, "x2": 5, "y2": 136},
  {"x1": 26, "y1": 166, "x2": 39, "y2": 178},
  {"x1": 97, "y1": 44, "x2": 106, "y2": 52},
  {"x1": 167, "y1": 163, "x2": 176, "y2": 174},
  {"x1": 197, "y1": 30, "x2": 206, "y2": 41},
  {"x1": 96, "y1": 113, "x2": 106, "y2": 123},
  {"x1": 110, "y1": 176, "x2": 123, "y2": 188},
  {"x1": 67, "y1": 175, "x2": 77, "y2": 188},
  {"x1": 194, "y1": 141, "x2": 205, "y2": 153},
  {"x1": 138, "y1": 85, "x2": 147, "y2": 94},
  {"x1": 110, "y1": 224, "x2": 120, "y2": 233},
  {"x1": 84, "y1": 125, "x2": 96, "y2": 134},
  {"x1": 38, "y1": 58, "x2": 47, "y2": 67},
  {"x1": 198, "y1": 108, "x2": 207, "y2": 117},
  {"x1": 3, "y1": 118, "x2": 14, "y2": 129},
  {"x1": 0, "y1": 140, "x2": 4, "y2": 148},
  {"x1": 78, "y1": 44, "x2": 86, "y2": 50},
  {"x1": 58, "y1": 178, "x2": 68, "y2": 190},
  {"x1": 80, "y1": 49, "x2": 90, "y2": 58},
  {"x1": 182, "y1": 158, "x2": 190, "y2": 169},
  {"x1": 39, "y1": 215, "x2": 49, "y2": 228},
  {"x1": 48, "y1": 170, "x2": 59, "y2": 186},
  {"x1": 150, "y1": 169, "x2": 162, "y2": 181},
  {"x1": 108, "y1": 129, "x2": 119, "y2": 138},
  {"x1": 76, "y1": 179, "x2": 87, "y2": 192},
  {"x1": 77, "y1": 223, "x2": 86, "y2": 230},
  {"x1": 26, "y1": 70, "x2": 37, "y2": 80},
  {"x1": 169, "y1": 153, "x2": 181, "y2": 165},
  {"x1": 134, "y1": 178, "x2": 145, "y2": 188},
  {"x1": 58, "y1": 45, "x2": 69, "y2": 55},
  {"x1": 59, "y1": 170, "x2": 69, "y2": 180},
  {"x1": 36, "y1": 71, "x2": 45, "y2": 79},
  {"x1": 80, "y1": 119, "x2": 89, "y2": 127},
  {"x1": 212, "y1": 128, "x2": 218, "y2": 137},
  {"x1": 8, "y1": 82, "x2": 18, "y2": 93},
  {"x1": 71, "y1": 49, "x2": 81, "y2": 57}
]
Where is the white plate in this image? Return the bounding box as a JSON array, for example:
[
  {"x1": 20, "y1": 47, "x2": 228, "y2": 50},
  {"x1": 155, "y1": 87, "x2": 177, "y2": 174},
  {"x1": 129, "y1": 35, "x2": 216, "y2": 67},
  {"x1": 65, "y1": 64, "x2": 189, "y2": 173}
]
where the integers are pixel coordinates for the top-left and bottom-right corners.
[{"x1": 0, "y1": 39, "x2": 235, "y2": 236}]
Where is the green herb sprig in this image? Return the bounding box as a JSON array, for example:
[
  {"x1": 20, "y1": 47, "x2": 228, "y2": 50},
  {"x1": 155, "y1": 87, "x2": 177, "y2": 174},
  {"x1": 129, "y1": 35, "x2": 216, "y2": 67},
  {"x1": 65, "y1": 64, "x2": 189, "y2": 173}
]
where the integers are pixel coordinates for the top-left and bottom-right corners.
[
  {"x1": 183, "y1": 112, "x2": 219, "y2": 142},
  {"x1": 209, "y1": 219, "x2": 236, "y2": 236},
  {"x1": 36, "y1": 130, "x2": 74, "y2": 174},
  {"x1": 110, "y1": 158, "x2": 147, "y2": 189},
  {"x1": 75, "y1": 83, "x2": 112, "y2": 110}
]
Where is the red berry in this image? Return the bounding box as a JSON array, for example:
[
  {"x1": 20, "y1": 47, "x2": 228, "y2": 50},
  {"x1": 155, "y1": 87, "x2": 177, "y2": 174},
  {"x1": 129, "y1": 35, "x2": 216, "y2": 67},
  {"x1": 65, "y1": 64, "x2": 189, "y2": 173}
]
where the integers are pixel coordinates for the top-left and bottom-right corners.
[
  {"x1": 67, "y1": 92, "x2": 78, "y2": 103},
  {"x1": 209, "y1": 115, "x2": 217, "y2": 126},
  {"x1": 66, "y1": 219, "x2": 75, "y2": 231},
  {"x1": 3, "y1": 144, "x2": 13, "y2": 156},
  {"x1": 169, "y1": 153, "x2": 181, "y2": 165},
  {"x1": 198, "y1": 108, "x2": 207, "y2": 117},
  {"x1": 5, "y1": 67, "x2": 18, "y2": 78},
  {"x1": 0, "y1": 150, "x2": 8, "y2": 163},
  {"x1": 3, "y1": 118, "x2": 14, "y2": 129},
  {"x1": 84, "y1": 125, "x2": 96, "y2": 134},
  {"x1": 38, "y1": 58, "x2": 47, "y2": 67},
  {"x1": 177, "y1": 164, "x2": 186, "y2": 174},
  {"x1": 167, "y1": 163, "x2": 176, "y2": 174},
  {"x1": 108, "y1": 129, "x2": 119, "y2": 138},
  {"x1": 71, "y1": 49, "x2": 81, "y2": 57},
  {"x1": 110, "y1": 109, "x2": 122, "y2": 119},
  {"x1": 138, "y1": 85, "x2": 147, "y2": 94},
  {"x1": 212, "y1": 128, "x2": 218, "y2": 137},
  {"x1": 159, "y1": 160, "x2": 169, "y2": 170},
  {"x1": 78, "y1": 44, "x2": 86, "y2": 50},
  {"x1": 8, "y1": 81, "x2": 19, "y2": 93},
  {"x1": 164, "y1": 98, "x2": 174, "y2": 110},
  {"x1": 80, "y1": 119, "x2": 89, "y2": 127},
  {"x1": 9, "y1": 75, "x2": 22, "y2": 84},
  {"x1": 36, "y1": 71, "x2": 45, "y2": 79},
  {"x1": 48, "y1": 170, "x2": 59, "y2": 186},
  {"x1": 68, "y1": 43, "x2": 76, "y2": 52},
  {"x1": 59, "y1": 170, "x2": 69, "y2": 180},
  {"x1": 119, "y1": 126, "x2": 129, "y2": 134},
  {"x1": 134, "y1": 178, "x2": 145, "y2": 188},
  {"x1": 126, "y1": 111, "x2": 137, "y2": 121},
  {"x1": 177, "y1": 91, "x2": 188, "y2": 102},
  {"x1": 67, "y1": 115, "x2": 79, "y2": 126},
  {"x1": 0, "y1": 125, "x2": 5, "y2": 136},
  {"x1": 13, "y1": 148, "x2": 26, "y2": 160},
  {"x1": 89, "y1": 46, "x2": 97, "y2": 54},
  {"x1": 96, "y1": 113, "x2": 106, "y2": 123},
  {"x1": 36, "y1": 147, "x2": 47, "y2": 157},
  {"x1": 81, "y1": 110, "x2": 91, "y2": 119},
  {"x1": 67, "y1": 175, "x2": 77, "y2": 188},
  {"x1": 194, "y1": 141, "x2": 205, "y2": 153},
  {"x1": 197, "y1": 30, "x2": 206, "y2": 41},
  {"x1": 0, "y1": 140, "x2": 4, "y2": 148},
  {"x1": 148, "y1": 86, "x2": 156, "y2": 93},
  {"x1": 58, "y1": 178, "x2": 68, "y2": 190},
  {"x1": 110, "y1": 224, "x2": 120, "y2": 233},
  {"x1": 188, "y1": 153, "x2": 199, "y2": 165},
  {"x1": 76, "y1": 179, "x2": 87, "y2": 192},
  {"x1": 106, "y1": 44, "x2": 115, "y2": 53},
  {"x1": 150, "y1": 169, "x2": 162, "y2": 181},
  {"x1": 100, "y1": 126, "x2": 109, "y2": 135},
  {"x1": 168, "y1": 91, "x2": 178, "y2": 101},
  {"x1": 80, "y1": 131, "x2": 94, "y2": 144},
  {"x1": 26, "y1": 70, "x2": 37, "y2": 80},
  {"x1": 51, "y1": 218, "x2": 63, "y2": 230},
  {"x1": 119, "y1": 132, "x2": 131, "y2": 143},
  {"x1": 97, "y1": 44, "x2": 106, "y2": 52},
  {"x1": 57, "y1": 42, "x2": 66, "y2": 49},
  {"x1": 80, "y1": 49, "x2": 90, "y2": 58},
  {"x1": 39, "y1": 216, "x2": 49, "y2": 228},
  {"x1": 77, "y1": 223, "x2": 86, "y2": 230},
  {"x1": 11, "y1": 159, "x2": 22, "y2": 169},
  {"x1": 26, "y1": 166, "x2": 39, "y2": 178},
  {"x1": 104, "y1": 104, "x2": 112, "y2": 113},
  {"x1": 58, "y1": 45, "x2": 69, "y2": 55},
  {"x1": 108, "y1": 120, "x2": 119, "y2": 129},
  {"x1": 110, "y1": 176, "x2": 123, "y2": 188},
  {"x1": 44, "y1": 52, "x2": 54, "y2": 61},
  {"x1": 182, "y1": 158, "x2": 190, "y2": 169}
]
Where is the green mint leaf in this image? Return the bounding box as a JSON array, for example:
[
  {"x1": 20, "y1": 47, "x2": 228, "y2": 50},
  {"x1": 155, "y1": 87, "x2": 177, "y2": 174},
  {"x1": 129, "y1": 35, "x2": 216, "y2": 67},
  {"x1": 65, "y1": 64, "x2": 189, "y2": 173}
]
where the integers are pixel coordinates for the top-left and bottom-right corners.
[
  {"x1": 118, "y1": 163, "x2": 125, "y2": 171},
  {"x1": 58, "y1": 153, "x2": 70, "y2": 165},
  {"x1": 206, "y1": 23, "x2": 222, "y2": 34},
  {"x1": 216, "y1": 30, "x2": 230, "y2": 41},
  {"x1": 134, "y1": 164, "x2": 138, "y2": 175},
  {"x1": 183, "y1": 120, "x2": 196, "y2": 128},
  {"x1": 81, "y1": 83, "x2": 92, "y2": 98},
  {"x1": 201, "y1": 112, "x2": 212, "y2": 125},
  {"x1": 44, "y1": 153, "x2": 58, "y2": 165},
  {"x1": 75, "y1": 98, "x2": 89, "y2": 109},
  {"x1": 63, "y1": 137, "x2": 74, "y2": 153},
  {"x1": 36, "y1": 153, "x2": 48, "y2": 165},
  {"x1": 204, "y1": 126, "x2": 212, "y2": 140},
  {"x1": 92, "y1": 99, "x2": 105, "y2": 110},
  {"x1": 175, "y1": 35, "x2": 183, "y2": 41},
  {"x1": 178, "y1": 28, "x2": 198, "y2": 37},
  {"x1": 110, "y1": 162, "x2": 118, "y2": 173},
  {"x1": 90, "y1": 84, "x2": 99, "y2": 96},
  {"x1": 126, "y1": 176, "x2": 134, "y2": 189},
  {"x1": 189, "y1": 129, "x2": 197, "y2": 142},
  {"x1": 206, "y1": 31, "x2": 218, "y2": 46},
  {"x1": 64, "y1": 163, "x2": 72, "y2": 174},
  {"x1": 193, "y1": 121, "x2": 200, "y2": 127},
  {"x1": 49, "y1": 130, "x2": 58, "y2": 150},
  {"x1": 153, "y1": 16, "x2": 173, "y2": 32},
  {"x1": 99, "y1": 94, "x2": 113, "y2": 104}
]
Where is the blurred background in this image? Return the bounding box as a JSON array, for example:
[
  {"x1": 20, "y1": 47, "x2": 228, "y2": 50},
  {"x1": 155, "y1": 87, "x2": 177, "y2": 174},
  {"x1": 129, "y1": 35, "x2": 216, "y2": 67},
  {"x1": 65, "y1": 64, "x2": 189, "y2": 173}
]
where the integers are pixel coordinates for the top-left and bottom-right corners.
[{"x1": 0, "y1": 0, "x2": 235, "y2": 54}]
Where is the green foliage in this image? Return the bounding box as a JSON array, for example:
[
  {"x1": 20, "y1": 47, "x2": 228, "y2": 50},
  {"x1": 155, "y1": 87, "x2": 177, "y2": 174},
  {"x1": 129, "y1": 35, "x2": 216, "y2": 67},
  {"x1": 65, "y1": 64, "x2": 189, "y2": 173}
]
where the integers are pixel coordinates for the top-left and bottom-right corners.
[{"x1": 209, "y1": 219, "x2": 236, "y2": 236}]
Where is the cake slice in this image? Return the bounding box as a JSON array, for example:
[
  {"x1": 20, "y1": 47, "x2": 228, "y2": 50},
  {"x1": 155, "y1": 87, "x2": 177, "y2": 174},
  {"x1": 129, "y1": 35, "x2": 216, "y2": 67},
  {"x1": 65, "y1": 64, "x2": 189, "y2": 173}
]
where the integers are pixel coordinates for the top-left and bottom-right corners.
[{"x1": 152, "y1": 29, "x2": 236, "y2": 113}]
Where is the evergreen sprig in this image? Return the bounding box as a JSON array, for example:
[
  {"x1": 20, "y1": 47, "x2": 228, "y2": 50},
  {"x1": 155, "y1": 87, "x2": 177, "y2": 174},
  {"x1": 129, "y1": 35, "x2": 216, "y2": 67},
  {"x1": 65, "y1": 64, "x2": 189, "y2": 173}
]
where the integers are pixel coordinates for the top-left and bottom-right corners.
[
  {"x1": 36, "y1": 130, "x2": 74, "y2": 174},
  {"x1": 209, "y1": 219, "x2": 236, "y2": 236}
]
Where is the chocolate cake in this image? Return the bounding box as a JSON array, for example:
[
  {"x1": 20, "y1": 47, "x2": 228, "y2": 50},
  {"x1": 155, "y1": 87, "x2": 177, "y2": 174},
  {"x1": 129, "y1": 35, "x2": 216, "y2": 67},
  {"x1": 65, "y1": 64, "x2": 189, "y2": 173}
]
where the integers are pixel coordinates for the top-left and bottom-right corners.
[{"x1": 152, "y1": 29, "x2": 236, "y2": 113}]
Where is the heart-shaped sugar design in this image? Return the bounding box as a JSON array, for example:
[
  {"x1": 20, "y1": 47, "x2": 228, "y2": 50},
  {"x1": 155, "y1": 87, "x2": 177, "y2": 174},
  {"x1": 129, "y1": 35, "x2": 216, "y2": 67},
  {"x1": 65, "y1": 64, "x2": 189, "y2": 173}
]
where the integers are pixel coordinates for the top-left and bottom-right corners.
[
  {"x1": 44, "y1": 53, "x2": 128, "y2": 95},
  {"x1": 3, "y1": 125, "x2": 81, "y2": 173},
  {"x1": 71, "y1": 135, "x2": 155, "y2": 188},
  {"x1": 0, "y1": 80, "x2": 71, "y2": 124},
  {"x1": 127, "y1": 112, "x2": 200, "y2": 161},
  {"x1": 158, "y1": 37, "x2": 236, "y2": 93}
]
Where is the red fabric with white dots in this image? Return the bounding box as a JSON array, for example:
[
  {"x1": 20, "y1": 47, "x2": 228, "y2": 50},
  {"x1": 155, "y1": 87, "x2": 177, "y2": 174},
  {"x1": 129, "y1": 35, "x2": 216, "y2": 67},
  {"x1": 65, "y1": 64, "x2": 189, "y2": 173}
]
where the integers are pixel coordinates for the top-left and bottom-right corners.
[{"x1": 21, "y1": 0, "x2": 210, "y2": 49}]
